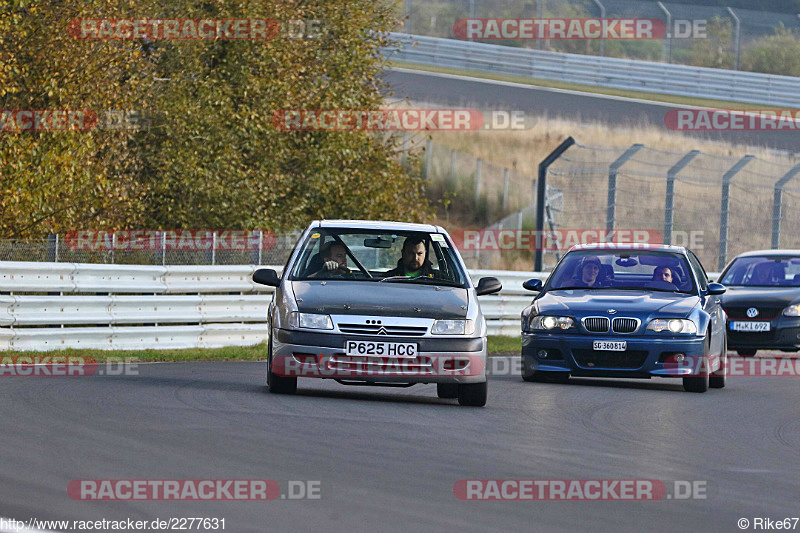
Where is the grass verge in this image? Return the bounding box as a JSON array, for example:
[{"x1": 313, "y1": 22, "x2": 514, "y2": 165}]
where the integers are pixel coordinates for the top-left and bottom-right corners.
[{"x1": 0, "y1": 336, "x2": 522, "y2": 362}]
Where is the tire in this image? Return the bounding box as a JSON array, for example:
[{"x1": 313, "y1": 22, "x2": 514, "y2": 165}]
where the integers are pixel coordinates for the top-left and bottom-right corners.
[
  {"x1": 710, "y1": 333, "x2": 726, "y2": 389},
  {"x1": 457, "y1": 381, "x2": 487, "y2": 407},
  {"x1": 267, "y1": 338, "x2": 297, "y2": 395},
  {"x1": 684, "y1": 333, "x2": 710, "y2": 393},
  {"x1": 437, "y1": 383, "x2": 459, "y2": 399},
  {"x1": 737, "y1": 349, "x2": 756, "y2": 357}
]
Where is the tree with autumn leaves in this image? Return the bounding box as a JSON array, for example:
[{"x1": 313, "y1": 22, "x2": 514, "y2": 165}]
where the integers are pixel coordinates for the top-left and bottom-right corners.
[{"x1": 0, "y1": 0, "x2": 430, "y2": 237}]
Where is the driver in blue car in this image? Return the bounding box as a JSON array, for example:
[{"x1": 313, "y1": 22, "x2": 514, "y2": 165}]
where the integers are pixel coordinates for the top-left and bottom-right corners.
[
  {"x1": 385, "y1": 236, "x2": 439, "y2": 279},
  {"x1": 573, "y1": 256, "x2": 605, "y2": 287}
]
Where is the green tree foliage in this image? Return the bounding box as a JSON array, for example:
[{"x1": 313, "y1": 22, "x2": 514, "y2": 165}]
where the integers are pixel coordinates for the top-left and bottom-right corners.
[
  {"x1": 0, "y1": 0, "x2": 431, "y2": 237},
  {"x1": 0, "y1": 0, "x2": 154, "y2": 237},
  {"x1": 742, "y1": 25, "x2": 800, "y2": 77}
]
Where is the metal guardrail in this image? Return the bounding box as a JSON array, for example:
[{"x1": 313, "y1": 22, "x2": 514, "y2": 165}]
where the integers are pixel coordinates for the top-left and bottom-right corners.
[
  {"x1": 0, "y1": 262, "x2": 724, "y2": 351},
  {"x1": 0, "y1": 263, "x2": 553, "y2": 351},
  {"x1": 384, "y1": 33, "x2": 800, "y2": 108}
]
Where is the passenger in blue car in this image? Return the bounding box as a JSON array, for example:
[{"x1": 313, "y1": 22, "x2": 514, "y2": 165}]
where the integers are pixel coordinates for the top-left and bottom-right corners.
[{"x1": 652, "y1": 266, "x2": 673, "y2": 283}]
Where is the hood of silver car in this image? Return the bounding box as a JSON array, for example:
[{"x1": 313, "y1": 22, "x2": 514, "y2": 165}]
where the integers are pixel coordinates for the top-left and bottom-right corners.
[{"x1": 292, "y1": 280, "x2": 468, "y2": 319}]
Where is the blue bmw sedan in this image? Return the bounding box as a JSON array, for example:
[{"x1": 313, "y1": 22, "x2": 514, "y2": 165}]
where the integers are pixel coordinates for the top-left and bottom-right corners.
[{"x1": 521, "y1": 244, "x2": 728, "y2": 392}]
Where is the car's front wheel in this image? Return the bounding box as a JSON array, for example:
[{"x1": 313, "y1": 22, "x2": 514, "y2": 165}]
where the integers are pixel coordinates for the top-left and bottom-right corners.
[
  {"x1": 267, "y1": 337, "x2": 297, "y2": 395},
  {"x1": 684, "y1": 334, "x2": 711, "y2": 393},
  {"x1": 458, "y1": 381, "x2": 487, "y2": 406},
  {"x1": 710, "y1": 334, "x2": 727, "y2": 389}
]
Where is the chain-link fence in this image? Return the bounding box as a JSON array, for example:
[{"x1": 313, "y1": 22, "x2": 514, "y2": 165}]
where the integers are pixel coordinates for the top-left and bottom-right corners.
[
  {"x1": 546, "y1": 142, "x2": 800, "y2": 271},
  {"x1": 401, "y1": 0, "x2": 800, "y2": 71},
  {"x1": 0, "y1": 231, "x2": 302, "y2": 266}
]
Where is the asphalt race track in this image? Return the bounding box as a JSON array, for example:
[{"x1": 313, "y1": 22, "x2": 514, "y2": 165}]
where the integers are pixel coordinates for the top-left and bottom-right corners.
[
  {"x1": 382, "y1": 68, "x2": 800, "y2": 153},
  {"x1": 2, "y1": 357, "x2": 799, "y2": 532}
]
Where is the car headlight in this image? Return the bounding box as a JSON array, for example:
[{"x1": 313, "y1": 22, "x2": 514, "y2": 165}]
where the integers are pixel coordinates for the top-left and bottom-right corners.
[
  {"x1": 288, "y1": 312, "x2": 333, "y2": 330},
  {"x1": 432, "y1": 319, "x2": 475, "y2": 335},
  {"x1": 784, "y1": 304, "x2": 800, "y2": 317},
  {"x1": 646, "y1": 318, "x2": 697, "y2": 334},
  {"x1": 529, "y1": 316, "x2": 575, "y2": 331}
]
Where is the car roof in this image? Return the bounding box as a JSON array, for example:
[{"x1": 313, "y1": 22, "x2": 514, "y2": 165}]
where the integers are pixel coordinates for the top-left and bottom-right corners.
[
  {"x1": 733, "y1": 249, "x2": 800, "y2": 258},
  {"x1": 569, "y1": 243, "x2": 687, "y2": 253},
  {"x1": 310, "y1": 220, "x2": 444, "y2": 233}
]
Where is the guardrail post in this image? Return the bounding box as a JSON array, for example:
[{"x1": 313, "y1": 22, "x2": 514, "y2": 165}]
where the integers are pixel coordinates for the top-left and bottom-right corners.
[
  {"x1": 400, "y1": 132, "x2": 408, "y2": 166},
  {"x1": 422, "y1": 138, "x2": 432, "y2": 179},
  {"x1": 718, "y1": 155, "x2": 753, "y2": 270},
  {"x1": 111, "y1": 232, "x2": 116, "y2": 264},
  {"x1": 257, "y1": 230, "x2": 263, "y2": 265},
  {"x1": 450, "y1": 149, "x2": 456, "y2": 178},
  {"x1": 161, "y1": 231, "x2": 166, "y2": 266},
  {"x1": 475, "y1": 158, "x2": 482, "y2": 207},
  {"x1": 502, "y1": 168, "x2": 509, "y2": 210},
  {"x1": 664, "y1": 150, "x2": 699, "y2": 245},
  {"x1": 535, "y1": 136, "x2": 575, "y2": 271},
  {"x1": 771, "y1": 163, "x2": 800, "y2": 248},
  {"x1": 607, "y1": 143, "x2": 643, "y2": 232},
  {"x1": 727, "y1": 7, "x2": 741, "y2": 70},
  {"x1": 212, "y1": 231, "x2": 217, "y2": 266},
  {"x1": 657, "y1": 2, "x2": 672, "y2": 63},
  {"x1": 592, "y1": 0, "x2": 606, "y2": 57}
]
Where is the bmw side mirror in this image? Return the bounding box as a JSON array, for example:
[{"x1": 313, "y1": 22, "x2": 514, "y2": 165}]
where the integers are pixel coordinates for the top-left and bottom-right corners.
[
  {"x1": 523, "y1": 279, "x2": 543, "y2": 292},
  {"x1": 476, "y1": 277, "x2": 502, "y2": 296},
  {"x1": 253, "y1": 268, "x2": 280, "y2": 287},
  {"x1": 707, "y1": 282, "x2": 726, "y2": 295}
]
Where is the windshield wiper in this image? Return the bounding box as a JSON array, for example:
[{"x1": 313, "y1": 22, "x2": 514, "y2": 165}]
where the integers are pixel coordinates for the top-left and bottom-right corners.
[{"x1": 378, "y1": 276, "x2": 463, "y2": 287}]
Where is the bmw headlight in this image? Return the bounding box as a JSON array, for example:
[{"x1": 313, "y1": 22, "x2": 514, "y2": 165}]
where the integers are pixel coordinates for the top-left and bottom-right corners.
[
  {"x1": 783, "y1": 304, "x2": 800, "y2": 317},
  {"x1": 432, "y1": 319, "x2": 475, "y2": 335},
  {"x1": 646, "y1": 318, "x2": 697, "y2": 334},
  {"x1": 288, "y1": 312, "x2": 333, "y2": 330},
  {"x1": 529, "y1": 316, "x2": 575, "y2": 331}
]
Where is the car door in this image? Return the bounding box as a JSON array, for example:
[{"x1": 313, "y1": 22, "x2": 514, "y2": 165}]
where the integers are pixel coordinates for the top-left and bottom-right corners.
[{"x1": 687, "y1": 250, "x2": 725, "y2": 354}]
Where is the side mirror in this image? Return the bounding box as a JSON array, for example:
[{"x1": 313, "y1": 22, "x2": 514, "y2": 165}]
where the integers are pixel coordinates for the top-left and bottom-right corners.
[
  {"x1": 707, "y1": 282, "x2": 726, "y2": 296},
  {"x1": 522, "y1": 279, "x2": 543, "y2": 292},
  {"x1": 475, "y1": 276, "x2": 502, "y2": 296},
  {"x1": 253, "y1": 268, "x2": 280, "y2": 287}
]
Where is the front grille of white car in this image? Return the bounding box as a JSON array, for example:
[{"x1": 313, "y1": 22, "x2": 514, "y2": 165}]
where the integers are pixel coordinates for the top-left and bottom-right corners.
[{"x1": 337, "y1": 324, "x2": 428, "y2": 336}]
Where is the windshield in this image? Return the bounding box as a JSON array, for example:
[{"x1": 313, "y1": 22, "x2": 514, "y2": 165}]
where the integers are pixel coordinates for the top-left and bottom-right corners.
[
  {"x1": 720, "y1": 256, "x2": 800, "y2": 287},
  {"x1": 548, "y1": 250, "x2": 696, "y2": 294},
  {"x1": 288, "y1": 229, "x2": 469, "y2": 287}
]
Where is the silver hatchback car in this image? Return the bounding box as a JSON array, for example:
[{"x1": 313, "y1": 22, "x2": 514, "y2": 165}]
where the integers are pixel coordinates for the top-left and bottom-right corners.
[{"x1": 252, "y1": 220, "x2": 502, "y2": 406}]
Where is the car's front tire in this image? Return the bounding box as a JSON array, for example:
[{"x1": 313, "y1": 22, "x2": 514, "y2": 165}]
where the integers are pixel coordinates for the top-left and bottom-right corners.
[
  {"x1": 710, "y1": 334, "x2": 726, "y2": 389},
  {"x1": 458, "y1": 381, "x2": 487, "y2": 406},
  {"x1": 684, "y1": 334, "x2": 711, "y2": 393},
  {"x1": 437, "y1": 383, "x2": 459, "y2": 399},
  {"x1": 267, "y1": 337, "x2": 297, "y2": 395}
]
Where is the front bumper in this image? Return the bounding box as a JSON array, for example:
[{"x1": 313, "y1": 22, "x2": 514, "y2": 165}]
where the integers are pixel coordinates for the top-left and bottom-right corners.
[
  {"x1": 272, "y1": 329, "x2": 487, "y2": 384},
  {"x1": 522, "y1": 331, "x2": 707, "y2": 378},
  {"x1": 726, "y1": 319, "x2": 800, "y2": 352}
]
